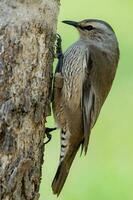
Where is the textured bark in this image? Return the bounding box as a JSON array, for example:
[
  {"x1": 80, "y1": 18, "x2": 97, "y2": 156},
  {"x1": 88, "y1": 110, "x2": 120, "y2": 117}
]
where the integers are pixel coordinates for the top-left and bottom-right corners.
[{"x1": 0, "y1": 0, "x2": 60, "y2": 199}]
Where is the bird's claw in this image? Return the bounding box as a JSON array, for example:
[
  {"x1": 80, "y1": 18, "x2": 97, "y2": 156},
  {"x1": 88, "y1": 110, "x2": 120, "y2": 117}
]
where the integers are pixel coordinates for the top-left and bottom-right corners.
[
  {"x1": 44, "y1": 127, "x2": 57, "y2": 145},
  {"x1": 49, "y1": 33, "x2": 62, "y2": 58},
  {"x1": 55, "y1": 33, "x2": 63, "y2": 59},
  {"x1": 50, "y1": 34, "x2": 62, "y2": 59}
]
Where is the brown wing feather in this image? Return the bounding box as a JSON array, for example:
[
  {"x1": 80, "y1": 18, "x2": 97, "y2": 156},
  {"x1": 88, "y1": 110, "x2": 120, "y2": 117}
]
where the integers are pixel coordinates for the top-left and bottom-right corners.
[{"x1": 82, "y1": 53, "x2": 95, "y2": 154}]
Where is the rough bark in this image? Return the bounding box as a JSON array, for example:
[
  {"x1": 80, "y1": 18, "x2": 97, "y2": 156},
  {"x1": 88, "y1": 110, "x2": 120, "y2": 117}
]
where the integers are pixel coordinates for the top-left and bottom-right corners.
[{"x1": 0, "y1": 0, "x2": 60, "y2": 199}]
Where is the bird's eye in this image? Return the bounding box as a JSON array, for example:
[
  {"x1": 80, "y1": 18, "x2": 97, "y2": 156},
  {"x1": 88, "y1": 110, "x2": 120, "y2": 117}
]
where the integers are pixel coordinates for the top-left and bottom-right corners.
[{"x1": 84, "y1": 25, "x2": 94, "y2": 31}]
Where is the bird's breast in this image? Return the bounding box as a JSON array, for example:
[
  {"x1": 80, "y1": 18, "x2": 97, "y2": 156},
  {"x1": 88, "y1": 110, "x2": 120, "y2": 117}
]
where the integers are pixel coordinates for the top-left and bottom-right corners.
[{"x1": 62, "y1": 44, "x2": 87, "y2": 111}]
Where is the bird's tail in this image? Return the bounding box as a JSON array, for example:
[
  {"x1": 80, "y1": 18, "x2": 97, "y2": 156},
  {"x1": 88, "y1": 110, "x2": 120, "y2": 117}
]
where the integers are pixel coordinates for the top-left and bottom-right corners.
[{"x1": 52, "y1": 142, "x2": 81, "y2": 196}]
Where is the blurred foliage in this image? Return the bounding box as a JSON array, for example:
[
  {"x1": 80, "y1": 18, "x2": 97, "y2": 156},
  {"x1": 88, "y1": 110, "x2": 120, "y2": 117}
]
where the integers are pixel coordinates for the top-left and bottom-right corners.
[{"x1": 40, "y1": 0, "x2": 133, "y2": 199}]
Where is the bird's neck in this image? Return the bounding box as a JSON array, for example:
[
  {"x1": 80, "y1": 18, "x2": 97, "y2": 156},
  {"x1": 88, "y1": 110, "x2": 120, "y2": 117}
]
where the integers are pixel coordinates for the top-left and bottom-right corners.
[{"x1": 79, "y1": 36, "x2": 118, "y2": 56}]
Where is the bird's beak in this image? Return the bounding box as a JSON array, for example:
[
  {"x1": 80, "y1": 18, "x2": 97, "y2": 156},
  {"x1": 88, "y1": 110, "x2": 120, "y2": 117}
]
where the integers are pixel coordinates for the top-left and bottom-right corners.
[{"x1": 62, "y1": 20, "x2": 79, "y2": 28}]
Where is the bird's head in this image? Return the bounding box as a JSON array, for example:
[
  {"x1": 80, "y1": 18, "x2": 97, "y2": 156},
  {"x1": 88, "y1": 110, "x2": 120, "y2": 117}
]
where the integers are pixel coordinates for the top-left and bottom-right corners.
[{"x1": 62, "y1": 19, "x2": 116, "y2": 45}]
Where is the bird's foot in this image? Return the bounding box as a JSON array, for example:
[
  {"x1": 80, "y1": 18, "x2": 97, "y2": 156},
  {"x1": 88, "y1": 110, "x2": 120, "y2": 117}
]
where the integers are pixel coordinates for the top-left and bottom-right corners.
[
  {"x1": 44, "y1": 127, "x2": 57, "y2": 144},
  {"x1": 54, "y1": 34, "x2": 64, "y2": 73},
  {"x1": 55, "y1": 34, "x2": 63, "y2": 58},
  {"x1": 49, "y1": 34, "x2": 63, "y2": 59}
]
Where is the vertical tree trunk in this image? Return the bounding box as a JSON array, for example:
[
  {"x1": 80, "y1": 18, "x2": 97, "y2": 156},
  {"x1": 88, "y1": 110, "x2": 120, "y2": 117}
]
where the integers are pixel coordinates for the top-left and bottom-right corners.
[{"x1": 0, "y1": 0, "x2": 60, "y2": 199}]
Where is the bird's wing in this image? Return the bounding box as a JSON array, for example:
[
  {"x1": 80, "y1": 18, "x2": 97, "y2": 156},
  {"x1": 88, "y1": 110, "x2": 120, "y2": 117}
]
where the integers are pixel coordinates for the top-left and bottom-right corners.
[{"x1": 82, "y1": 52, "x2": 95, "y2": 154}]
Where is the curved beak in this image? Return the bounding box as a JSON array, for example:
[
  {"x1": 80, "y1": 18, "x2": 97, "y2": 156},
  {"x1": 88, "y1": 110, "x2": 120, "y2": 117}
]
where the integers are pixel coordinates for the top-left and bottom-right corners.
[{"x1": 62, "y1": 20, "x2": 79, "y2": 28}]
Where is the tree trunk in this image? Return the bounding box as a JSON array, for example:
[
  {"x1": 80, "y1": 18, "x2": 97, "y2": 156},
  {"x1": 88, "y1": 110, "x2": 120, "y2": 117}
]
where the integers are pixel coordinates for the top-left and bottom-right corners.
[{"x1": 0, "y1": 0, "x2": 60, "y2": 199}]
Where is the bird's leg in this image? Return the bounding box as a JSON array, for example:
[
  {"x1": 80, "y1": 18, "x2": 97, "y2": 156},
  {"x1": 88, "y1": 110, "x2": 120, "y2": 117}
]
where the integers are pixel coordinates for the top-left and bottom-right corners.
[
  {"x1": 44, "y1": 127, "x2": 57, "y2": 144},
  {"x1": 55, "y1": 34, "x2": 64, "y2": 73},
  {"x1": 55, "y1": 34, "x2": 63, "y2": 58},
  {"x1": 47, "y1": 34, "x2": 63, "y2": 112},
  {"x1": 54, "y1": 34, "x2": 64, "y2": 89},
  {"x1": 44, "y1": 34, "x2": 63, "y2": 145},
  {"x1": 51, "y1": 34, "x2": 64, "y2": 103}
]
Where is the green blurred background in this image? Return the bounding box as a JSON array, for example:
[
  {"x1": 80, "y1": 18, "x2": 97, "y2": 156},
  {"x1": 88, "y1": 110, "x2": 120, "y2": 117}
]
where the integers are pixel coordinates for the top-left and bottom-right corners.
[{"x1": 40, "y1": 0, "x2": 133, "y2": 199}]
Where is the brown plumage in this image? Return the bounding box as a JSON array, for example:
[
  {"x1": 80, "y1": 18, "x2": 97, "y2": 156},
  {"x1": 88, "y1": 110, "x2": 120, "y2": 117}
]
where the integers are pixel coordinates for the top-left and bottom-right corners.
[{"x1": 52, "y1": 19, "x2": 119, "y2": 196}]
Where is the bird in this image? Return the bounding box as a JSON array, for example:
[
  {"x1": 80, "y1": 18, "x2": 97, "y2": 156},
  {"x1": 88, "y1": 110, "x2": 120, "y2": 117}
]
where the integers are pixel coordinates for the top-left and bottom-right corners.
[{"x1": 52, "y1": 19, "x2": 119, "y2": 196}]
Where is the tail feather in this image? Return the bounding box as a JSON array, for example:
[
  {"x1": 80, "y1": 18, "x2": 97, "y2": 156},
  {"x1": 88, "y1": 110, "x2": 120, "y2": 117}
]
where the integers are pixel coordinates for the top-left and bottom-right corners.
[
  {"x1": 52, "y1": 161, "x2": 68, "y2": 196},
  {"x1": 52, "y1": 143, "x2": 81, "y2": 196}
]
